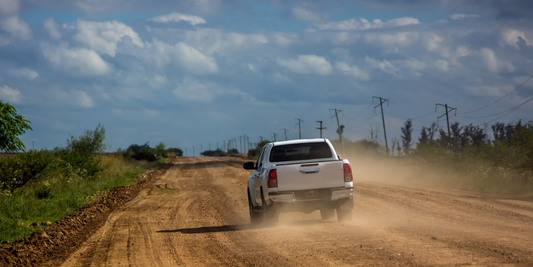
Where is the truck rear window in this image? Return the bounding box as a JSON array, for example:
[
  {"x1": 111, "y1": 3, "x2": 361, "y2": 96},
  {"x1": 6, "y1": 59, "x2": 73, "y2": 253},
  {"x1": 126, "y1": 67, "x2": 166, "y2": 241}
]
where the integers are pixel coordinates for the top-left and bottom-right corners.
[{"x1": 270, "y1": 142, "x2": 333, "y2": 162}]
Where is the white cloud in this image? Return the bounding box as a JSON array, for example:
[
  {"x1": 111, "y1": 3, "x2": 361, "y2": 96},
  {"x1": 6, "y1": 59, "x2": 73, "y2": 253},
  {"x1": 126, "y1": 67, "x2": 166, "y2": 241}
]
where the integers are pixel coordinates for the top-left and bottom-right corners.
[
  {"x1": 311, "y1": 17, "x2": 419, "y2": 31},
  {"x1": 450, "y1": 14, "x2": 479, "y2": 20},
  {"x1": 174, "y1": 79, "x2": 213, "y2": 102},
  {"x1": 53, "y1": 89, "x2": 95, "y2": 108},
  {"x1": 0, "y1": 85, "x2": 21, "y2": 103},
  {"x1": 272, "y1": 72, "x2": 291, "y2": 84},
  {"x1": 480, "y1": 47, "x2": 499, "y2": 74},
  {"x1": 148, "y1": 12, "x2": 206, "y2": 25},
  {"x1": 336, "y1": 62, "x2": 370, "y2": 81},
  {"x1": 72, "y1": 90, "x2": 94, "y2": 108},
  {"x1": 292, "y1": 5, "x2": 324, "y2": 22},
  {"x1": 74, "y1": 20, "x2": 144, "y2": 57},
  {"x1": 42, "y1": 44, "x2": 113, "y2": 76},
  {"x1": 145, "y1": 39, "x2": 218, "y2": 74},
  {"x1": 363, "y1": 32, "x2": 419, "y2": 50},
  {"x1": 434, "y1": 59, "x2": 449, "y2": 72},
  {"x1": 8, "y1": 68, "x2": 39, "y2": 80},
  {"x1": 43, "y1": 17, "x2": 62, "y2": 40},
  {"x1": 365, "y1": 56, "x2": 398, "y2": 76},
  {"x1": 0, "y1": 0, "x2": 19, "y2": 16},
  {"x1": 181, "y1": 28, "x2": 268, "y2": 55},
  {"x1": 0, "y1": 15, "x2": 31, "y2": 40},
  {"x1": 502, "y1": 29, "x2": 530, "y2": 49},
  {"x1": 277, "y1": 55, "x2": 332, "y2": 75}
]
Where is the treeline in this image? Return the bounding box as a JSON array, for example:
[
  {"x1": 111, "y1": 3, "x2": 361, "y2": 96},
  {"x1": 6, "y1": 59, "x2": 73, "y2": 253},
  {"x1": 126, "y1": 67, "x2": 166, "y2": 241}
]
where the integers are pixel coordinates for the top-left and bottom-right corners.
[
  {"x1": 117, "y1": 142, "x2": 182, "y2": 162},
  {"x1": 395, "y1": 120, "x2": 533, "y2": 173}
]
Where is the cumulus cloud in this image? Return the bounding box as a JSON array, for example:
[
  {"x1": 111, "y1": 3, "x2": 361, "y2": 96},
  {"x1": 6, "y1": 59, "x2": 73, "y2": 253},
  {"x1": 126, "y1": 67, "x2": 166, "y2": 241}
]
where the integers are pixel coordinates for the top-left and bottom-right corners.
[
  {"x1": 292, "y1": 4, "x2": 325, "y2": 22},
  {"x1": 8, "y1": 68, "x2": 39, "y2": 80},
  {"x1": 180, "y1": 28, "x2": 268, "y2": 55},
  {"x1": 73, "y1": 90, "x2": 94, "y2": 108},
  {"x1": 336, "y1": 62, "x2": 370, "y2": 81},
  {"x1": 173, "y1": 79, "x2": 245, "y2": 102},
  {"x1": 145, "y1": 39, "x2": 218, "y2": 74},
  {"x1": 148, "y1": 12, "x2": 206, "y2": 25},
  {"x1": 310, "y1": 16, "x2": 419, "y2": 31},
  {"x1": 480, "y1": 47, "x2": 515, "y2": 74},
  {"x1": 74, "y1": 20, "x2": 144, "y2": 57},
  {"x1": 53, "y1": 89, "x2": 95, "y2": 108},
  {"x1": 365, "y1": 56, "x2": 398, "y2": 76},
  {"x1": 174, "y1": 79, "x2": 214, "y2": 102},
  {"x1": 42, "y1": 44, "x2": 113, "y2": 76},
  {"x1": 450, "y1": 14, "x2": 479, "y2": 20},
  {"x1": 0, "y1": 85, "x2": 21, "y2": 103},
  {"x1": 502, "y1": 29, "x2": 530, "y2": 49},
  {"x1": 434, "y1": 59, "x2": 449, "y2": 72},
  {"x1": 0, "y1": 15, "x2": 31, "y2": 40},
  {"x1": 43, "y1": 17, "x2": 62, "y2": 40},
  {"x1": 277, "y1": 55, "x2": 332, "y2": 75},
  {"x1": 0, "y1": 0, "x2": 19, "y2": 15}
]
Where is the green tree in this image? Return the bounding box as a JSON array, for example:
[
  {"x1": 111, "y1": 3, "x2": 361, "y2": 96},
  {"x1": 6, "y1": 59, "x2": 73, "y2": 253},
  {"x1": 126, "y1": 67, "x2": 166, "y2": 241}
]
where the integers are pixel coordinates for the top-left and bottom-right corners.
[
  {"x1": 67, "y1": 123, "x2": 107, "y2": 154},
  {"x1": 401, "y1": 119, "x2": 413, "y2": 154},
  {"x1": 0, "y1": 101, "x2": 32, "y2": 152}
]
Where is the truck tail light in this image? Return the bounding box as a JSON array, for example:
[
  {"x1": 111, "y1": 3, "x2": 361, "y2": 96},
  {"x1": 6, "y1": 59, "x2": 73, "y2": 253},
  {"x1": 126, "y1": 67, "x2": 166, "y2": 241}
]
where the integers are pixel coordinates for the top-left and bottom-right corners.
[
  {"x1": 268, "y1": 169, "x2": 278, "y2": 188},
  {"x1": 343, "y1": 163, "x2": 353, "y2": 182}
]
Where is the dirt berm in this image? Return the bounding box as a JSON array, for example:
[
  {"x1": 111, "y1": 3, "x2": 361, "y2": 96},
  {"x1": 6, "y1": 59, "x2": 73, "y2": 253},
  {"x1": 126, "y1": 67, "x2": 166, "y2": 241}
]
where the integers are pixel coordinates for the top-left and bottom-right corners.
[{"x1": 0, "y1": 163, "x2": 172, "y2": 267}]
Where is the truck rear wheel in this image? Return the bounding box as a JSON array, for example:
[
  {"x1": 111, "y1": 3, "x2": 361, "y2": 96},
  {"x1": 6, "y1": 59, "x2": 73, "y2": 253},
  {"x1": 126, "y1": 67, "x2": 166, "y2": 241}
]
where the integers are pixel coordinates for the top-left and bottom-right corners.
[
  {"x1": 248, "y1": 190, "x2": 262, "y2": 225},
  {"x1": 336, "y1": 209, "x2": 352, "y2": 222},
  {"x1": 261, "y1": 191, "x2": 278, "y2": 225},
  {"x1": 320, "y1": 208, "x2": 335, "y2": 220}
]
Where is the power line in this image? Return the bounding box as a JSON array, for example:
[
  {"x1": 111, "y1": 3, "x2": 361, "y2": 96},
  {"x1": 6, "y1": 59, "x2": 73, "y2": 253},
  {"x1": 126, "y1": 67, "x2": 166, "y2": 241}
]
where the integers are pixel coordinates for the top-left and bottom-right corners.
[
  {"x1": 346, "y1": 103, "x2": 373, "y2": 120},
  {"x1": 476, "y1": 95, "x2": 533, "y2": 126},
  {"x1": 459, "y1": 73, "x2": 533, "y2": 115}
]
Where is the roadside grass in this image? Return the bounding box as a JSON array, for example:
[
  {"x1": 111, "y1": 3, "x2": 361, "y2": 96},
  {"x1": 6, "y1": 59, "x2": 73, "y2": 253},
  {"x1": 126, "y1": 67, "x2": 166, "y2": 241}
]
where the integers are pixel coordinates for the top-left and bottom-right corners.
[{"x1": 0, "y1": 155, "x2": 159, "y2": 243}]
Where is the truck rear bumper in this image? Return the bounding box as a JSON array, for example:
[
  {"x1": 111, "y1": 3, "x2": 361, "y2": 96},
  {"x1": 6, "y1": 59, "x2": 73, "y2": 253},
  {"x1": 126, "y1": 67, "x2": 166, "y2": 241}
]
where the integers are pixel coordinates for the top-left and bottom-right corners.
[
  {"x1": 268, "y1": 187, "x2": 353, "y2": 213},
  {"x1": 268, "y1": 187, "x2": 353, "y2": 202}
]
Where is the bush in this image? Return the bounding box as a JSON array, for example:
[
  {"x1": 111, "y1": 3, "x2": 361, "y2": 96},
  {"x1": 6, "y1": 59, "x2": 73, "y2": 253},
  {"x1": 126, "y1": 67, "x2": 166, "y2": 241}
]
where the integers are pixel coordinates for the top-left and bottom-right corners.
[{"x1": 0, "y1": 150, "x2": 55, "y2": 193}]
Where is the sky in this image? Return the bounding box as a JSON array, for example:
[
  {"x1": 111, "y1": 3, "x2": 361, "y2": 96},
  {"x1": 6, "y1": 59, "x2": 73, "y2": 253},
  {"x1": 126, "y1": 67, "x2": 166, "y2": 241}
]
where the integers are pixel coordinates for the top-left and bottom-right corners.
[{"x1": 1, "y1": 0, "x2": 532, "y2": 155}]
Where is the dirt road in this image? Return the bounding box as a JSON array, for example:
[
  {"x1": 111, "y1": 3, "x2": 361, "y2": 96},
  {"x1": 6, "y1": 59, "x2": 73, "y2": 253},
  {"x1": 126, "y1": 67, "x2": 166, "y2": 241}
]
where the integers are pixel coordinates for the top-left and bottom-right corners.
[{"x1": 61, "y1": 157, "x2": 533, "y2": 266}]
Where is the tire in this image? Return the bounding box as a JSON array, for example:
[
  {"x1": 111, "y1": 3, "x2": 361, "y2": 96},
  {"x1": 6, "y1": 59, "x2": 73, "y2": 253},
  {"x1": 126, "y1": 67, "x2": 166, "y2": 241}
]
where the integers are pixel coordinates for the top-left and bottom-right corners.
[
  {"x1": 248, "y1": 190, "x2": 262, "y2": 225},
  {"x1": 320, "y1": 208, "x2": 335, "y2": 220},
  {"x1": 261, "y1": 190, "x2": 278, "y2": 225},
  {"x1": 336, "y1": 209, "x2": 352, "y2": 222}
]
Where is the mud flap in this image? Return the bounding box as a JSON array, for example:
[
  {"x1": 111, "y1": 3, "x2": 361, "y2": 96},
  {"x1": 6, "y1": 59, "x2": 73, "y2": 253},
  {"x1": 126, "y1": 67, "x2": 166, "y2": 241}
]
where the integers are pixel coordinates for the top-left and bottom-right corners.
[{"x1": 338, "y1": 197, "x2": 354, "y2": 210}]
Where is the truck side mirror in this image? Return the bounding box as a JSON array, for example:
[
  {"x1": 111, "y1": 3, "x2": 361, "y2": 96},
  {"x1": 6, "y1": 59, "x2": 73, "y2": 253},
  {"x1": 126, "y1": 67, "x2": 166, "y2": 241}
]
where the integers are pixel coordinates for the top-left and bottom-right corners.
[{"x1": 243, "y1": 161, "x2": 256, "y2": 170}]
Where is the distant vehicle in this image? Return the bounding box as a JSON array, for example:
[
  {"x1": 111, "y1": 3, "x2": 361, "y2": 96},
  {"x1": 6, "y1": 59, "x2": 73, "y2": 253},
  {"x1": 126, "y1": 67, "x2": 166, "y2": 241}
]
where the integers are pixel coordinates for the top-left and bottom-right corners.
[{"x1": 243, "y1": 138, "x2": 353, "y2": 224}]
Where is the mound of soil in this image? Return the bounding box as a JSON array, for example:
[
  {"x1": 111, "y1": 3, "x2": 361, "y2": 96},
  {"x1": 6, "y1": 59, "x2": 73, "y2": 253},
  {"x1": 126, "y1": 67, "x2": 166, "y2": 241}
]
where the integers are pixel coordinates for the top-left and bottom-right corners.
[{"x1": 0, "y1": 163, "x2": 171, "y2": 267}]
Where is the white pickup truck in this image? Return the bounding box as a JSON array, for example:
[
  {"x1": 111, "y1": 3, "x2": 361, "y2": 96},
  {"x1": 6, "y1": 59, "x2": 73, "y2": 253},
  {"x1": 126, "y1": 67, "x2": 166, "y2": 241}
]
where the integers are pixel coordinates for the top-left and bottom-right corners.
[{"x1": 243, "y1": 138, "x2": 354, "y2": 224}]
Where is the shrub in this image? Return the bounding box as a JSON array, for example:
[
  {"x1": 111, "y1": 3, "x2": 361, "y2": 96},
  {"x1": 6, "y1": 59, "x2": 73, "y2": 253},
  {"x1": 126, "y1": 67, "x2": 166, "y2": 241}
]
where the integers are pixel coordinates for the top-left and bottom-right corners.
[{"x1": 0, "y1": 150, "x2": 55, "y2": 193}]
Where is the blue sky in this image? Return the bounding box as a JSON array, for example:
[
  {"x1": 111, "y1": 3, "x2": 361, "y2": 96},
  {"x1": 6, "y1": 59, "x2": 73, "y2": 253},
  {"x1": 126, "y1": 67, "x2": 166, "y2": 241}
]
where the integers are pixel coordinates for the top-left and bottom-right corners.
[{"x1": 1, "y1": 0, "x2": 532, "y2": 154}]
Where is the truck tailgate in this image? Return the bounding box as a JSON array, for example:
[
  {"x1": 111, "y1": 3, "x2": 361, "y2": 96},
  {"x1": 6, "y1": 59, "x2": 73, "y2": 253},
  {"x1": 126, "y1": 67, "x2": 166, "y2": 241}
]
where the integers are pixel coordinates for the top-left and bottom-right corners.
[{"x1": 276, "y1": 160, "x2": 344, "y2": 191}]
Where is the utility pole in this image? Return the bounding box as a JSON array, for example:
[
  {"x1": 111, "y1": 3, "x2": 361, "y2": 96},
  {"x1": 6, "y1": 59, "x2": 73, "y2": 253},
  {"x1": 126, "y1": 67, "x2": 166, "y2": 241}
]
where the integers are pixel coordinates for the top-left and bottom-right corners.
[
  {"x1": 330, "y1": 108, "x2": 345, "y2": 156},
  {"x1": 272, "y1": 132, "x2": 278, "y2": 142},
  {"x1": 295, "y1": 118, "x2": 304, "y2": 139},
  {"x1": 373, "y1": 96, "x2": 390, "y2": 155},
  {"x1": 436, "y1": 103, "x2": 457, "y2": 146},
  {"x1": 316, "y1": 121, "x2": 326, "y2": 138},
  {"x1": 240, "y1": 136, "x2": 242, "y2": 153},
  {"x1": 282, "y1": 128, "x2": 289, "y2": 141}
]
